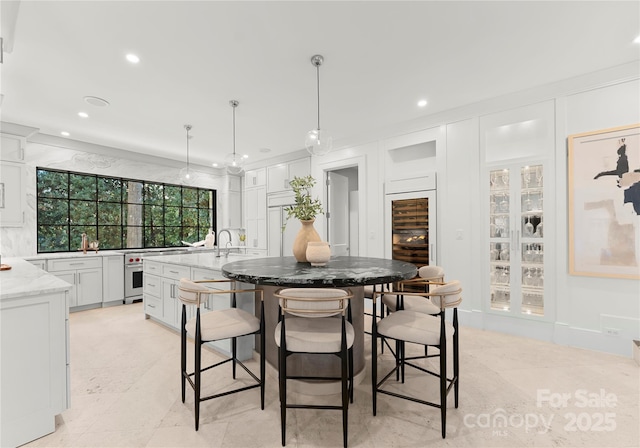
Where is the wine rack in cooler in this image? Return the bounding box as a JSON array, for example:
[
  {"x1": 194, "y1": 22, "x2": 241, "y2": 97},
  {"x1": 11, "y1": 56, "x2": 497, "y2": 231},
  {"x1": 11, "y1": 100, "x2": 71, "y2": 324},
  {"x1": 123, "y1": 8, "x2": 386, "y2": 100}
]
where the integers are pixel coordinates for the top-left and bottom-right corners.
[{"x1": 391, "y1": 198, "x2": 430, "y2": 266}]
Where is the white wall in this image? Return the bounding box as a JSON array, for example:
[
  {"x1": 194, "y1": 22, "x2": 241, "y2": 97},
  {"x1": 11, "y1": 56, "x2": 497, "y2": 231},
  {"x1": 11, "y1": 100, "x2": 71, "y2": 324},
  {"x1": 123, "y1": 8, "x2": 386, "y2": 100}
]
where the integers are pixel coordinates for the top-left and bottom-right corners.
[
  {"x1": 0, "y1": 141, "x2": 238, "y2": 257},
  {"x1": 554, "y1": 79, "x2": 640, "y2": 355},
  {"x1": 315, "y1": 65, "x2": 639, "y2": 357}
]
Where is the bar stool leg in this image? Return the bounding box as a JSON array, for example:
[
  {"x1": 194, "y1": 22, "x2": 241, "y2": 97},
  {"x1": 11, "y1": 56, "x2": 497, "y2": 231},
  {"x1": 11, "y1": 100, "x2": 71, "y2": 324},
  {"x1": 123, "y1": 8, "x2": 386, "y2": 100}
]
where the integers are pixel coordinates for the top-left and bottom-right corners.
[
  {"x1": 194, "y1": 311, "x2": 202, "y2": 431},
  {"x1": 181, "y1": 305, "x2": 187, "y2": 403}
]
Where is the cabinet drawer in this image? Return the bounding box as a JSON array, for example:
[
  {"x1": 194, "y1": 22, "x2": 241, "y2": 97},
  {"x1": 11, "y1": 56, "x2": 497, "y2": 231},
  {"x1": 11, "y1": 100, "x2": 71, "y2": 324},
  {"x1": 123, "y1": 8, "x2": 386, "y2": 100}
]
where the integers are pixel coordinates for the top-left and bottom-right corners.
[
  {"x1": 162, "y1": 263, "x2": 191, "y2": 281},
  {"x1": 191, "y1": 268, "x2": 224, "y2": 282},
  {"x1": 144, "y1": 295, "x2": 162, "y2": 318},
  {"x1": 144, "y1": 260, "x2": 162, "y2": 275},
  {"x1": 143, "y1": 274, "x2": 162, "y2": 297},
  {"x1": 48, "y1": 257, "x2": 102, "y2": 272}
]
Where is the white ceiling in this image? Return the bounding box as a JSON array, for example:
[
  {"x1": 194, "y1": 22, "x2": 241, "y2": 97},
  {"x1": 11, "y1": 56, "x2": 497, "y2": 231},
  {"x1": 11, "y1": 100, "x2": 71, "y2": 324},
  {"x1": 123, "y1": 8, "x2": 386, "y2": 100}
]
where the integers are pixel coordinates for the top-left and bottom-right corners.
[{"x1": 1, "y1": 1, "x2": 639, "y2": 168}]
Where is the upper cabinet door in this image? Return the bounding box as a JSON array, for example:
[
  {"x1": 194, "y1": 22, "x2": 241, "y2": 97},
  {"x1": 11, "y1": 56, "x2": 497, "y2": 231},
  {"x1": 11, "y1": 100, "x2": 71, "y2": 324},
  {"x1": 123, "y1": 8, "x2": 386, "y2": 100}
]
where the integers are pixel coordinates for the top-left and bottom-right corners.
[
  {"x1": 0, "y1": 161, "x2": 24, "y2": 227},
  {"x1": 0, "y1": 135, "x2": 25, "y2": 162},
  {"x1": 245, "y1": 168, "x2": 266, "y2": 188},
  {"x1": 267, "y1": 164, "x2": 288, "y2": 193},
  {"x1": 266, "y1": 158, "x2": 311, "y2": 193}
]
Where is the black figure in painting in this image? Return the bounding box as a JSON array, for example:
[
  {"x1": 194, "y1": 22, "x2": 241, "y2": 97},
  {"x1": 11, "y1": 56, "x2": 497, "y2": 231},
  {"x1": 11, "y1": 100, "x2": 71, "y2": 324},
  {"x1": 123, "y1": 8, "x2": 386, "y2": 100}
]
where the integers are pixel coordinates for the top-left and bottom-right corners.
[{"x1": 594, "y1": 138, "x2": 629, "y2": 179}]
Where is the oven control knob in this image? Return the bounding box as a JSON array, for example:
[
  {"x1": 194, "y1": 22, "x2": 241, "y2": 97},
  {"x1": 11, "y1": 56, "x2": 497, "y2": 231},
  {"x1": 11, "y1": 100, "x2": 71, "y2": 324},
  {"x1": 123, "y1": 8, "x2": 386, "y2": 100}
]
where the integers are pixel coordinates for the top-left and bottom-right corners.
[
  {"x1": 129, "y1": 258, "x2": 133, "y2": 263},
  {"x1": 136, "y1": 258, "x2": 140, "y2": 262}
]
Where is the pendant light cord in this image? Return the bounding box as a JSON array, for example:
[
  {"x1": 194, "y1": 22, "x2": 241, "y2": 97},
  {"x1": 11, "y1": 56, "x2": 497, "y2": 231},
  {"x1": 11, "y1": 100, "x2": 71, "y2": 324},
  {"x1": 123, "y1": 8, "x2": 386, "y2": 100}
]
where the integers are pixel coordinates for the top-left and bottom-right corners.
[
  {"x1": 184, "y1": 124, "x2": 191, "y2": 172},
  {"x1": 316, "y1": 63, "x2": 321, "y2": 131},
  {"x1": 232, "y1": 104, "x2": 236, "y2": 157}
]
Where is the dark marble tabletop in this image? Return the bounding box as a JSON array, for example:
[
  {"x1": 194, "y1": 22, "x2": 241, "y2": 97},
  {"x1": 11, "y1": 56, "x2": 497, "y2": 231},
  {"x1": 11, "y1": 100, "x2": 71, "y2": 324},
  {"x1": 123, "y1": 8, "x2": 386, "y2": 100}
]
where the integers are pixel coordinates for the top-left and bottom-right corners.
[{"x1": 221, "y1": 256, "x2": 417, "y2": 287}]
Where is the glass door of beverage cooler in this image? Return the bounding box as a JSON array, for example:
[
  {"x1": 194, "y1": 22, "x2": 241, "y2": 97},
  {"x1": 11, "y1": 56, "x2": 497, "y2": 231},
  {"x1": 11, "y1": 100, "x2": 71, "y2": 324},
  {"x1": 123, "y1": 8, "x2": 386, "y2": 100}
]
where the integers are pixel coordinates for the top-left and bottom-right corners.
[
  {"x1": 385, "y1": 189, "x2": 436, "y2": 272},
  {"x1": 488, "y1": 164, "x2": 545, "y2": 317}
]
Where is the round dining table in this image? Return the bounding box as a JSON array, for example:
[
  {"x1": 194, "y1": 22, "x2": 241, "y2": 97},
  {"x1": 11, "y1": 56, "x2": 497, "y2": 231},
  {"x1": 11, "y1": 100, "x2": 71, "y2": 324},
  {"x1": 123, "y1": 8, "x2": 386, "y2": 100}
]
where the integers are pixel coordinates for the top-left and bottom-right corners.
[{"x1": 222, "y1": 256, "x2": 417, "y2": 387}]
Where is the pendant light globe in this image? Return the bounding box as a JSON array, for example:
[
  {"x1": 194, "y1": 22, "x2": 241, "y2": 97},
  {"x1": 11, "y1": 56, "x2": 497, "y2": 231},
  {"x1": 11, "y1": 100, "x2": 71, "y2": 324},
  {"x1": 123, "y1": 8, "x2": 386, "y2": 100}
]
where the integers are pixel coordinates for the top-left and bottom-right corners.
[
  {"x1": 305, "y1": 129, "x2": 332, "y2": 156},
  {"x1": 225, "y1": 100, "x2": 245, "y2": 175},
  {"x1": 305, "y1": 54, "x2": 332, "y2": 156}
]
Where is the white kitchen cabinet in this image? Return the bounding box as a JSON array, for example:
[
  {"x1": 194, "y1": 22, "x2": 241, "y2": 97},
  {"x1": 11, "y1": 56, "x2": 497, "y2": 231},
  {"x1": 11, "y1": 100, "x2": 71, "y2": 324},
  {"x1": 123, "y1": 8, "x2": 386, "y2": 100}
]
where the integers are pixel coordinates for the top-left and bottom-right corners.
[
  {"x1": 0, "y1": 260, "x2": 69, "y2": 447},
  {"x1": 102, "y1": 255, "x2": 124, "y2": 304},
  {"x1": 158, "y1": 262, "x2": 190, "y2": 327},
  {"x1": 244, "y1": 185, "x2": 267, "y2": 250},
  {"x1": 245, "y1": 168, "x2": 266, "y2": 188},
  {"x1": 48, "y1": 258, "x2": 103, "y2": 309},
  {"x1": 161, "y1": 277, "x2": 180, "y2": 328},
  {"x1": 266, "y1": 158, "x2": 310, "y2": 193},
  {"x1": 0, "y1": 134, "x2": 25, "y2": 162},
  {"x1": 0, "y1": 161, "x2": 25, "y2": 227},
  {"x1": 267, "y1": 193, "x2": 300, "y2": 257},
  {"x1": 143, "y1": 270, "x2": 163, "y2": 320},
  {"x1": 28, "y1": 259, "x2": 47, "y2": 270}
]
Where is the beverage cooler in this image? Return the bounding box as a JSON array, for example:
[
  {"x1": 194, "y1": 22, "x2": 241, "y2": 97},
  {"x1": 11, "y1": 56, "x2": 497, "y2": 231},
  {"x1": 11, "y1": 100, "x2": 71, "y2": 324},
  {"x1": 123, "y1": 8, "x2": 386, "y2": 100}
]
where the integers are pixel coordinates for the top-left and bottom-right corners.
[{"x1": 385, "y1": 188, "x2": 436, "y2": 271}]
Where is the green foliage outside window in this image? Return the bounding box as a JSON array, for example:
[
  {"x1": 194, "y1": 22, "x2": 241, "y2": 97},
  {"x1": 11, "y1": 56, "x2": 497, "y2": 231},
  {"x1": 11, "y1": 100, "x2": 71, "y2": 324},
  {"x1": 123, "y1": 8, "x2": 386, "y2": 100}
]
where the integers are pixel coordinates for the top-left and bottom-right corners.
[{"x1": 36, "y1": 168, "x2": 216, "y2": 253}]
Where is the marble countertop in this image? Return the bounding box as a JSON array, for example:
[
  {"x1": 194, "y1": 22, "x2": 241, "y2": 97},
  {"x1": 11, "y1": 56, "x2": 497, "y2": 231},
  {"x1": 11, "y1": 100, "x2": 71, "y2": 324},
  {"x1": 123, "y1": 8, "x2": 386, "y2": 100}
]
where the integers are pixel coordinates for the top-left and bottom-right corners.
[
  {"x1": 142, "y1": 252, "x2": 266, "y2": 270},
  {"x1": 0, "y1": 258, "x2": 72, "y2": 300},
  {"x1": 23, "y1": 247, "x2": 227, "y2": 261},
  {"x1": 222, "y1": 256, "x2": 417, "y2": 287},
  {"x1": 23, "y1": 250, "x2": 123, "y2": 260}
]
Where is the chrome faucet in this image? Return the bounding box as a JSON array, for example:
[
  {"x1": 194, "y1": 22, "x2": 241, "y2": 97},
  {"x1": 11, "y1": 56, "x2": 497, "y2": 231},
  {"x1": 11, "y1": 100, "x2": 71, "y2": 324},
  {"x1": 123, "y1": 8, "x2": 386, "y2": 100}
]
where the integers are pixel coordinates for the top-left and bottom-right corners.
[{"x1": 216, "y1": 229, "x2": 233, "y2": 257}]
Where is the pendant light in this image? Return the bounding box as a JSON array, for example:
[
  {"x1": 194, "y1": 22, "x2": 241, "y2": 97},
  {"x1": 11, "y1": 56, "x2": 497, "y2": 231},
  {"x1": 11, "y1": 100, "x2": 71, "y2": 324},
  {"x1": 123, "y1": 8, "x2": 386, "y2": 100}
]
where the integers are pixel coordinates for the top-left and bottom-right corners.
[
  {"x1": 225, "y1": 100, "x2": 244, "y2": 174},
  {"x1": 179, "y1": 124, "x2": 193, "y2": 184},
  {"x1": 305, "y1": 54, "x2": 332, "y2": 156}
]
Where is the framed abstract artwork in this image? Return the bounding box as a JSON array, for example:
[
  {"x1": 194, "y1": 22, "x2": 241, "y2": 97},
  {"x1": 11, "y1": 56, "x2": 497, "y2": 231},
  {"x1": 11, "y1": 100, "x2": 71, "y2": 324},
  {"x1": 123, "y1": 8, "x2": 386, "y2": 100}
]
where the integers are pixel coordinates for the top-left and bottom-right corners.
[{"x1": 568, "y1": 123, "x2": 640, "y2": 279}]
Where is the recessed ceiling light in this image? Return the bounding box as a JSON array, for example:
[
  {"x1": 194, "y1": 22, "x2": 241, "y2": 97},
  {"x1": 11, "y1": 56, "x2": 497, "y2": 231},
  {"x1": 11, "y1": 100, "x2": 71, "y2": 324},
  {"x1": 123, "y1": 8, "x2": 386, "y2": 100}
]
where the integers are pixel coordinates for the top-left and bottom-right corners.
[
  {"x1": 60, "y1": 131, "x2": 70, "y2": 137},
  {"x1": 259, "y1": 147, "x2": 271, "y2": 153},
  {"x1": 212, "y1": 163, "x2": 218, "y2": 167},
  {"x1": 78, "y1": 112, "x2": 89, "y2": 118},
  {"x1": 126, "y1": 53, "x2": 140, "y2": 64},
  {"x1": 634, "y1": 35, "x2": 640, "y2": 44},
  {"x1": 417, "y1": 99, "x2": 428, "y2": 107},
  {"x1": 242, "y1": 154, "x2": 249, "y2": 159},
  {"x1": 84, "y1": 96, "x2": 110, "y2": 107}
]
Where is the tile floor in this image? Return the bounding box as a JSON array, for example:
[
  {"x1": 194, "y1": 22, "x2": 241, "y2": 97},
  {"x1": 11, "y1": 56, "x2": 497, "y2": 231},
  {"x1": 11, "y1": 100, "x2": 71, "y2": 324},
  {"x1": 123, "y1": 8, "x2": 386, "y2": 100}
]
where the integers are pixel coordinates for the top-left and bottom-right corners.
[{"x1": 25, "y1": 302, "x2": 639, "y2": 448}]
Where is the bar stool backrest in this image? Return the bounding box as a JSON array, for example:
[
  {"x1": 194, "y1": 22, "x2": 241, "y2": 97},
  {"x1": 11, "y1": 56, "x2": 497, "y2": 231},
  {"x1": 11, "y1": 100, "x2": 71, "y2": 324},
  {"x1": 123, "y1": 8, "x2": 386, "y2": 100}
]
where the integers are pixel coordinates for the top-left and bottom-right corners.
[
  {"x1": 418, "y1": 265, "x2": 445, "y2": 282},
  {"x1": 275, "y1": 288, "x2": 352, "y2": 318},
  {"x1": 178, "y1": 278, "x2": 213, "y2": 307},
  {"x1": 429, "y1": 280, "x2": 462, "y2": 310}
]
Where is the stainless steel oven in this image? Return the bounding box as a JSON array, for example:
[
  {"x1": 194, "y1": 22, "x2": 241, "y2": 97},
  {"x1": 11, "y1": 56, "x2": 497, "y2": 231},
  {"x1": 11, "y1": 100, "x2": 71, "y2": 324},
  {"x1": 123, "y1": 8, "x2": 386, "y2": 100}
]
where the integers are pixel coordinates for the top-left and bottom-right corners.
[{"x1": 124, "y1": 253, "x2": 143, "y2": 304}]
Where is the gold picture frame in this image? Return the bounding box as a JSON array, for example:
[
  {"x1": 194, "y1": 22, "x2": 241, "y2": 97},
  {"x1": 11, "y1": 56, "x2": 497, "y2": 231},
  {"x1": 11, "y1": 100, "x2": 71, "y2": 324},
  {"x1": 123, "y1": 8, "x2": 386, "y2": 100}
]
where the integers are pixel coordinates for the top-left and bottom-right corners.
[{"x1": 568, "y1": 123, "x2": 640, "y2": 279}]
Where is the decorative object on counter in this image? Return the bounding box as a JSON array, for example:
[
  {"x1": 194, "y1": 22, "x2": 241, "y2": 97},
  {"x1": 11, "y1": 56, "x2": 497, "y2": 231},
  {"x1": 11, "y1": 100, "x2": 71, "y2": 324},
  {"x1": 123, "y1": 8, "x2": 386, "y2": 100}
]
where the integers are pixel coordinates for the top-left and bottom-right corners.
[
  {"x1": 179, "y1": 124, "x2": 193, "y2": 184},
  {"x1": 80, "y1": 232, "x2": 88, "y2": 254},
  {"x1": 204, "y1": 229, "x2": 215, "y2": 248},
  {"x1": 239, "y1": 232, "x2": 246, "y2": 245},
  {"x1": 305, "y1": 241, "x2": 331, "y2": 266},
  {"x1": 182, "y1": 240, "x2": 206, "y2": 247},
  {"x1": 89, "y1": 240, "x2": 99, "y2": 253},
  {"x1": 0, "y1": 263, "x2": 11, "y2": 271},
  {"x1": 292, "y1": 220, "x2": 321, "y2": 263},
  {"x1": 284, "y1": 175, "x2": 324, "y2": 262},
  {"x1": 305, "y1": 54, "x2": 332, "y2": 156},
  {"x1": 225, "y1": 100, "x2": 245, "y2": 174}
]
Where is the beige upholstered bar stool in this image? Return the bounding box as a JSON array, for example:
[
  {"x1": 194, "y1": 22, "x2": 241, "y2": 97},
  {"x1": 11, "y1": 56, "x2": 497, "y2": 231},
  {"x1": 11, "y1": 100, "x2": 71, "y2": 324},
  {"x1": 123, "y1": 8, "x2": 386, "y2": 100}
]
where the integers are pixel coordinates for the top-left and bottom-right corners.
[
  {"x1": 178, "y1": 278, "x2": 265, "y2": 431},
  {"x1": 372, "y1": 280, "x2": 462, "y2": 439},
  {"x1": 381, "y1": 265, "x2": 445, "y2": 314},
  {"x1": 364, "y1": 283, "x2": 390, "y2": 337},
  {"x1": 274, "y1": 288, "x2": 354, "y2": 448}
]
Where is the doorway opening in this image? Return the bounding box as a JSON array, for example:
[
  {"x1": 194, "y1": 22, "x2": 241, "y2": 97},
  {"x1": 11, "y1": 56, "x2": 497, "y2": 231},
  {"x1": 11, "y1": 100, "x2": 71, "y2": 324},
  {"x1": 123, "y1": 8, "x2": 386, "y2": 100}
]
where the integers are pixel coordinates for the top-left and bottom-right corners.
[{"x1": 325, "y1": 167, "x2": 359, "y2": 256}]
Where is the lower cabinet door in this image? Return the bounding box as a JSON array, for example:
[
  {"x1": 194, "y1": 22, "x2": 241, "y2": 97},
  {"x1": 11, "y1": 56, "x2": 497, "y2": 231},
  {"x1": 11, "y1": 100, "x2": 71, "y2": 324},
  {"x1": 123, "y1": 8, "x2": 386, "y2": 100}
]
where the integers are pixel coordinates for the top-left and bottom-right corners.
[
  {"x1": 76, "y1": 268, "x2": 103, "y2": 306},
  {"x1": 144, "y1": 295, "x2": 162, "y2": 319}
]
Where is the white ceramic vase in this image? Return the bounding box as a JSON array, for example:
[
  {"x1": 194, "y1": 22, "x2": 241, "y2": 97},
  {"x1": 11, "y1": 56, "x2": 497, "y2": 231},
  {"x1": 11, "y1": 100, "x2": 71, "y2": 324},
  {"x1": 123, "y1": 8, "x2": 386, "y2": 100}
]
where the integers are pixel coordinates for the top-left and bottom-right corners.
[{"x1": 306, "y1": 241, "x2": 331, "y2": 266}]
